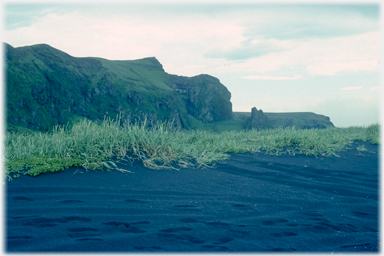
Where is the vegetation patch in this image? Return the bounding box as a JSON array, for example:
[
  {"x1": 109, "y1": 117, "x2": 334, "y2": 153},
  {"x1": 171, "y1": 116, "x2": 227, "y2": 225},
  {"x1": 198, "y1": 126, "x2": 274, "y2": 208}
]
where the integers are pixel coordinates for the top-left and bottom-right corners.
[{"x1": 4, "y1": 116, "x2": 380, "y2": 181}]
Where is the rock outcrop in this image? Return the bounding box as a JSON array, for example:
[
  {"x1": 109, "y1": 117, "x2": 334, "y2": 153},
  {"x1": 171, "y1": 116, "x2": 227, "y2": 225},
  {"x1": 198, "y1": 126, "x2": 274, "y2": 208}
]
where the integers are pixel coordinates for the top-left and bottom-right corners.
[
  {"x1": 168, "y1": 74, "x2": 232, "y2": 123},
  {"x1": 264, "y1": 112, "x2": 335, "y2": 129},
  {"x1": 233, "y1": 111, "x2": 335, "y2": 130},
  {"x1": 5, "y1": 43, "x2": 233, "y2": 131},
  {"x1": 246, "y1": 107, "x2": 273, "y2": 130}
]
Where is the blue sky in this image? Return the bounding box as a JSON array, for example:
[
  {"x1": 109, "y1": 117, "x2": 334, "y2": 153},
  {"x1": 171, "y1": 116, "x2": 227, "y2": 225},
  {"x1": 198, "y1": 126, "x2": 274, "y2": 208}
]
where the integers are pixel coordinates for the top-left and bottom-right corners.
[{"x1": 4, "y1": 2, "x2": 381, "y2": 127}]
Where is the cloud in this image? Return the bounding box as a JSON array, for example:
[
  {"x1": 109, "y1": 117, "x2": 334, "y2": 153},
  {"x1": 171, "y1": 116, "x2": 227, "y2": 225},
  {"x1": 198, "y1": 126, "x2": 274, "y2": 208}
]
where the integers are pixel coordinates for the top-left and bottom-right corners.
[
  {"x1": 5, "y1": 4, "x2": 65, "y2": 30},
  {"x1": 4, "y1": 4, "x2": 380, "y2": 79},
  {"x1": 307, "y1": 60, "x2": 379, "y2": 76},
  {"x1": 5, "y1": 10, "x2": 244, "y2": 60},
  {"x1": 242, "y1": 75, "x2": 302, "y2": 81},
  {"x1": 242, "y1": 5, "x2": 379, "y2": 40},
  {"x1": 205, "y1": 31, "x2": 379, "y2": 78},
  {"x1": 370, "y1": 87, "x2": 380, "y2": 90},
  {"x1": 297, "y1": 32, "x2": 380, "y2": 76},
  {"x1": 204, "y1": 38, "x2": 288, "y2": 61},
  {"x1": 340, "y1": 86, "x2": 363, "y2": 91}
]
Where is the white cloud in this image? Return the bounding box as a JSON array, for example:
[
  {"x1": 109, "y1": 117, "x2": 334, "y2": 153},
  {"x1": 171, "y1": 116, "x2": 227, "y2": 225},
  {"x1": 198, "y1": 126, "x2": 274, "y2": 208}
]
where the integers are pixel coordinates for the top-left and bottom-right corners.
[
  {"x1": 242, "y1": 75, "x2": 302, "y2": 80},
  {"x1": 5, "y1": 10, "x2": 246, "y2": 76},
  {"x1": 202, "y1": 31, "x2": 380, "y2": 78},
  {"x1": 242, "y1": 5, "x2": 379, "y2": 40},
  {"x1": 370, "y1": 87, "x2": 380, "y2": 90},
  {"x1": 304, "y1": 32, "x2": 380, "y2": 76},
  {"x1": 307, "y1": 60, "x2": 379, "y2": 76},
  {"x1": 5, "y1": 6, "x2": 379, "y2": 78}
]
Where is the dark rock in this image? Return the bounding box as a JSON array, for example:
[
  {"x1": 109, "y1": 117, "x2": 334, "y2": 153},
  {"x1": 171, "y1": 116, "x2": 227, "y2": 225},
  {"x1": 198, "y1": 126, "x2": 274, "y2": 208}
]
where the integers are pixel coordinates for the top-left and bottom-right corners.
[
  {"x1": 264, "y1": 112, "x2": 335, "y2": 129},
  {"x1": 168, "y1": 74, "x2": 232, "y2": 123},
  {"x1": 246, "y1": 107, "x2": 273, "y2": 130}
]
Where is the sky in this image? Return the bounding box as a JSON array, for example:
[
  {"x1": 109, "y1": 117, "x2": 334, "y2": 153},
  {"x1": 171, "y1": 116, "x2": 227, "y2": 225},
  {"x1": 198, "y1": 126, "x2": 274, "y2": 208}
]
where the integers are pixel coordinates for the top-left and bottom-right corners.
[{"x1": 3, "y1": 1, "x2": 382, "y2": 127}]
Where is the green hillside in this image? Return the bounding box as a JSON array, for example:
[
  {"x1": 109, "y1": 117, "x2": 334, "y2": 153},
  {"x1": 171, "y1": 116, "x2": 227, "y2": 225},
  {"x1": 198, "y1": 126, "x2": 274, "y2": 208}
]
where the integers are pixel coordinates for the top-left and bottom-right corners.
[{"x1": 5, "y1": 43, "x2": 232, "y2": 132}]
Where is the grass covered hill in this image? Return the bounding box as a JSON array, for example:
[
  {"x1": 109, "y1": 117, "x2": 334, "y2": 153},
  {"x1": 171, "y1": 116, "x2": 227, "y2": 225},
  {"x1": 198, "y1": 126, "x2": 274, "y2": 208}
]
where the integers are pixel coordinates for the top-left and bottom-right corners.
[{"x1": 5, "y1": 43, "x2": 232, "y2": 132}]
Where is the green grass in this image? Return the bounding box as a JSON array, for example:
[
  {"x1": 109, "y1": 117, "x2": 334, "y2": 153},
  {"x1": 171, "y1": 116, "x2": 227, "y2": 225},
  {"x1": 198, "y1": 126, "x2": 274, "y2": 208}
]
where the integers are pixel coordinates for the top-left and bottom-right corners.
[
  {"x1": 4, "y1": 116, "x2": 380, "y2": 181},
  {"x1": 186, "y1": 115, "x2": 245, "y2": 132}
]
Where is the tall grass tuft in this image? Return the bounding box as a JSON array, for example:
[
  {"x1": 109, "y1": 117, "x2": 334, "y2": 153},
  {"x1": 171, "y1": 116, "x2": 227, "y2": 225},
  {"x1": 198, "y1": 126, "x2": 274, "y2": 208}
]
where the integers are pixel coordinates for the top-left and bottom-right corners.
[{"x1": 4, "y1": 116, "x2": 380, "y2": 180}]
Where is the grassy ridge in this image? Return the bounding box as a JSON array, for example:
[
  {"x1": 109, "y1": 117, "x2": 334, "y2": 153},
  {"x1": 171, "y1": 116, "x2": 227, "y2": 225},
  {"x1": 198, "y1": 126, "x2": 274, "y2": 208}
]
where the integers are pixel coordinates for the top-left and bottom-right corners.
[{"x1": 4, "y1": 116, "x2": 380, "y2": 180}]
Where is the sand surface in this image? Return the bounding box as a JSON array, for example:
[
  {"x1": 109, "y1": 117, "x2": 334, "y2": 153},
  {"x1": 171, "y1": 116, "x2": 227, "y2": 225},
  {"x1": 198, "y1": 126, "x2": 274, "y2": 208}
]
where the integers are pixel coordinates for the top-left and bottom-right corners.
[{"x1": 6, "y1": 141, "x2": 379, "y2": 252}]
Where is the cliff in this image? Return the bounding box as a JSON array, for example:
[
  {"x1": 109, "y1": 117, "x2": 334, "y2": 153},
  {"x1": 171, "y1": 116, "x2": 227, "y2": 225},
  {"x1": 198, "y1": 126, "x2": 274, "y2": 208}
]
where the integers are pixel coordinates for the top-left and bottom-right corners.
[
  {"x1": 5, "y1": 43, "x2": 233, "y2": 131},
  {"x1": 168, "y1": 74, "x2": 232, "y2": 123},
  {"x1": 264, "y1": 112, "x2": 335, "y2": 129},
  {"x1": 233, "y1": 111, "x2": 335, "y2": 130},
  {"x1": 245, "y1": 107, "x2": 273, "y2": 130}
]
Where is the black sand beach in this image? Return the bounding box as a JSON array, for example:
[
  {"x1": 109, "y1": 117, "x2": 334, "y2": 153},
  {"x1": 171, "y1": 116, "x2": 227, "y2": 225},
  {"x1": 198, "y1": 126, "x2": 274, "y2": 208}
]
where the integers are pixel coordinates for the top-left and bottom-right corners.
[{"x1": 5, "y1": 141, "x2": 379, "y2": 252}]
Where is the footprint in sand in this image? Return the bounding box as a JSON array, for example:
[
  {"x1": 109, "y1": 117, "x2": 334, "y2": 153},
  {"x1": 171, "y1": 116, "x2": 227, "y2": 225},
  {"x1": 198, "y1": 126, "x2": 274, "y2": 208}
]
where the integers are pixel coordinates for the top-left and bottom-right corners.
[
  {"x1": 214, "y1": 237, "x2": 233, "y2": 244},
  {"x1": 12, "y1": 196, "x2": 34, "y2": 201},
  {"x1": 10, "y1": 215, "x2": 39, "y2": 219},
  {"x1": 157, "y1": 233, "x2": 185, "y2": 240},
  {"x1": 270, "y1": 247, "x2": 297, "y2": 251},
  {"x1": 76, "y1": 238, "x2": 103, "y2": 241},
  {"x1": 205, "y1": 221, "x2": 231, "y2": 227},
  {"x1": 23, "y1": 216, "x2": 92, "y2": 228},
  {"x1": 311, "y1": 222, "x2": 358, "y2": 233},
  {"x1": 339, "y1": 243, "x2": 371, "y2": 249},
  {"x1": 134, "y1": 246, "x2": 162, "y2": 250},
  {"x1": 68, "y1": 227, "x2": 98, "y2": 232},
  {"x1": 62, "y1": 216, "x2": 92, "y2": 222},
  {"x1": 201, "y1": 245, "x2": 229, "y2": 250},
  {"x1": 182, "y1": 234, "x2": 205, "y2": 244},
  {"x1": 303, "y1": 211, "x2": 323, "y2": 217},
  {"x1": 125, "y1": 199, "x2": 148, "y2": 203},
  {"x1": 103, "y1": 221, "x2": 150, "y2": 227},
  {"x1": 229, "y1": 229, "x2": 251, "y2": 237},
  {"x1": 308, "y1": 217, "x2": 329, "y2": 222},
  {"x1": 7, "y1": 236, "x2": 33, "y2": 240},
  {"x1": 352, "y1": 211, "x2": 375, "y2": 218},
  {"x1": 67, "y1": 227, "x2": 101, "y2": 239},
  {"x1": 103, "y1": 221, "x2": 130, "y2": 227},
  {"x1": 261, "y1": 219, "x2": 288, "y2": 226},
  {"x1": 23, "y1": 217, "x2": 66, "y2": 228},
  {"x1": 60, "y1": 200, "x2": 83, "y2": 204},
  {"x1": 178, "y1": 218, "x2": 198, "y2": 223},
  {"x1": 121, "y1": 226, "x2": 146, "y2": 233},
  {"x1": 172, "y1": 205, "x2": 203, "y2": 212},
  {"x1": 286, "y1": 223, "x2": 299, "y2": 227},
  {"x1": 269, "y1": 232, "x2": 298, "y2": 237},
  {"x1": 231, "y1": 204, "x2": 252, "y2": 210},
  {"x1": 159, "y1": 227, "x2": 193, "y2": 233},
  {"x1": 130, "y1": 221, "x2": 151, "y2": 225},
  {"x1": 156, "y1": 233, "x2": 204, "y2": 244},
  {"x1": 103, "y1": 221, "x2": 148, "y2": 233}
]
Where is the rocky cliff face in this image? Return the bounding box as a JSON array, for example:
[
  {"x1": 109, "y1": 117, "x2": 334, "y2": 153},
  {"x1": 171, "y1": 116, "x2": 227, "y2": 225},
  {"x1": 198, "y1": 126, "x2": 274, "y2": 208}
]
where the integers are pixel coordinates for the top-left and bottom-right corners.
[
  {"x1": 264, "y1": 112, "x2": 335, "y2": 129},
  {"x1": 168, "y1": 74, "x2": 232, "y2": 123},
  {"x1": 246, "y1": 107, "x2": 273, "y2": 130},
  {"x1": 5, "y1": 43, "x2": 233, "y2": 131},
  {"x1": 233, "y1": 111, "x2": 335, "y2": 130}
]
